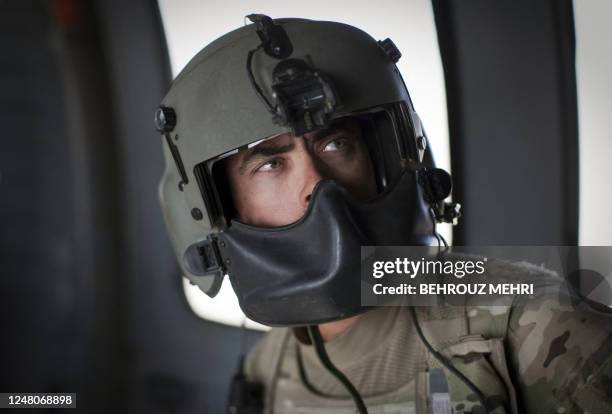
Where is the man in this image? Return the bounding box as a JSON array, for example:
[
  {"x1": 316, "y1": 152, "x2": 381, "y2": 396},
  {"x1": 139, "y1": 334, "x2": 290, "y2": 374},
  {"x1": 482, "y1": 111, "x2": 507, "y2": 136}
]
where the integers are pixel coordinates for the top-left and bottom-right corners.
[{"x1": 156, "y1": 15, "x2": 612, "y2": 413}]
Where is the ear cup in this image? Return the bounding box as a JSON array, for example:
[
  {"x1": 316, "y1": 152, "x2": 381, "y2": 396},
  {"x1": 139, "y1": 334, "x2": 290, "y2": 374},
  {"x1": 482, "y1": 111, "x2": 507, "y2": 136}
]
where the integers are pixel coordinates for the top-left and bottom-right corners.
[
  {"x1": 420, "y1": 168, "x2": 461, "y2": 225},
  {"x1": 423, "y1": 168, "x2": 453, "y2": 202}
]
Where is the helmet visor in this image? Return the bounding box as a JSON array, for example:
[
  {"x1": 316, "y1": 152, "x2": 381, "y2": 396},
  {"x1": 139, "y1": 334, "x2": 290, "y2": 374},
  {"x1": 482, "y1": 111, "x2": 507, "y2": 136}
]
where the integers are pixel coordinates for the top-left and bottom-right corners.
[{"x1": 196, "y1": 103, "x2": 420, "y2": 230}]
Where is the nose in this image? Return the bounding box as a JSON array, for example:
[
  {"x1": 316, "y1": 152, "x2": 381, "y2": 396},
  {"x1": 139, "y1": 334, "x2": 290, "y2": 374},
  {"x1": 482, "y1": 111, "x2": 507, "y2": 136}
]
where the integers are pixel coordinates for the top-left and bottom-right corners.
[{"x1": 297, "y1": 141, "x2": 325, "y2": 207}]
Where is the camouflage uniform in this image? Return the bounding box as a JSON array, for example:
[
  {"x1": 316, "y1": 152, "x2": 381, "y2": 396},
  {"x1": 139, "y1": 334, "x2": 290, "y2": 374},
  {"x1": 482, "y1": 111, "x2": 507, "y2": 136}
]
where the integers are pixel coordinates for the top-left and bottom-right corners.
[{"x1": 245, "y1": 260, "x2": 612, "y2": 413}]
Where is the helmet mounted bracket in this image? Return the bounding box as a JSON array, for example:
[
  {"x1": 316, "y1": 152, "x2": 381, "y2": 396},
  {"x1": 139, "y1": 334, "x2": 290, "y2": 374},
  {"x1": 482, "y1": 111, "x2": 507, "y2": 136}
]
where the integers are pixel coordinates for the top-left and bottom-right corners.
[
  {"x1": 155, "y1": 106, "x2": 189, "y2": 191},
  {"x1": 245, "y1": 14, "x2": 339, "y2": 136}
]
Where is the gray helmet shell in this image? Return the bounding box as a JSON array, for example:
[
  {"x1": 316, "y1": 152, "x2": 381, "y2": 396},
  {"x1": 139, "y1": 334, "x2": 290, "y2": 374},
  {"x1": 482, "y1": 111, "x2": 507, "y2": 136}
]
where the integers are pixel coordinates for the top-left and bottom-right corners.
[{"x1": 159, "y1": 18, "x2": 414, "y2": 295}]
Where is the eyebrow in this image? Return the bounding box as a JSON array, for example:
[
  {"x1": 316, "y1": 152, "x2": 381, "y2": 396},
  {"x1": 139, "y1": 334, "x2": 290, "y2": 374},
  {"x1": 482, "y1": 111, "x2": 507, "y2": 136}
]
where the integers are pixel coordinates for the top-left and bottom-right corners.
[
  {"x1": 238, "y1": 141, "x2": 296, "y2": 175},
  {"x1": 236, "y1": 122, "x2": 357, "y2": 175},
  {"x1": 311, "y1": 125, "x2": 349, "y2": 142}
]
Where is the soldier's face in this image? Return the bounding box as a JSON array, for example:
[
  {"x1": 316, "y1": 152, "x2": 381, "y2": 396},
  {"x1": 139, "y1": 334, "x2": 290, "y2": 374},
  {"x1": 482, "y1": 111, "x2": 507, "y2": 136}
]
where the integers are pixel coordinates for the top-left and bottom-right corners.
[{"x1": 225, "y1": 119, "x2": 377, "y2": 227}]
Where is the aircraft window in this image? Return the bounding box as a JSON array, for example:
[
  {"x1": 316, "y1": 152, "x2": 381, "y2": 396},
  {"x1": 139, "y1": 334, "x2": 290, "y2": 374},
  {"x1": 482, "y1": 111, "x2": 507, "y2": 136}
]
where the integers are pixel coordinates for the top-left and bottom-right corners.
[
  {"x1": 157, "y1": 0, "x2": 451, "y2": 328},
  {"x1": 575, "y1": 0, "x2": 612, "y2": 247},
  {"x1": 574, "y1": 0, "x2": 612, "y2": 306}
]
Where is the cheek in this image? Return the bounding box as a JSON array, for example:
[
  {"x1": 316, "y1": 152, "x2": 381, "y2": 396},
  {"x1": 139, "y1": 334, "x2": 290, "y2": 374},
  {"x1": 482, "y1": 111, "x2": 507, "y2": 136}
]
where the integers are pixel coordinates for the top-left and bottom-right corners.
[
  {"x1": 328, "y1": 152, "x2": 377, "y2": 200},
  {"x1": 234, "y1": 176, "x2": 305, "y2": 227},
  {"x1": 359, "y1": 153, "x2": 378, "y2": 195}
]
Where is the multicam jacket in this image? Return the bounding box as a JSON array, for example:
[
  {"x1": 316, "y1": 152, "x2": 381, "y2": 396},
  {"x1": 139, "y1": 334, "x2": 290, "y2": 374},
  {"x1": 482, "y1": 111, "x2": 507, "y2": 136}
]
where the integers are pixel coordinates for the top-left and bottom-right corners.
[{"x1": 245, "y1": 260, "x2": 612, "y2": 414}]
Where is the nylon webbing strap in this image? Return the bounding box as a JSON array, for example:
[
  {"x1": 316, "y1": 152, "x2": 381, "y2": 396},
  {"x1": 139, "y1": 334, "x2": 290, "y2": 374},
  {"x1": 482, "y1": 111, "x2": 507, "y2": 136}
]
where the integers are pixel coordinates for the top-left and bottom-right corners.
[{"x1": 429, "y1": 368, "x2": 451, "y2": 414}]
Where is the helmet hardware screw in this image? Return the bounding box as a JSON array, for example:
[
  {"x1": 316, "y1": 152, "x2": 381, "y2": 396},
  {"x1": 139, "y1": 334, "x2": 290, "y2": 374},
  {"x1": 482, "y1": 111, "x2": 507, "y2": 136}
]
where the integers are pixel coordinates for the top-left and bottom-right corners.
[
  {"x1": 378, "y1": 38, "x2": 402, "y2": 63},
  {"x1": 191, "y1": 208, "x2": 203, "y2": 220},
  {"x1": 155, "y1": 106, "x2": 177, "y2": 132},
  {"x1": 417, "y1": 136, "x2": 427, "y2": 151}
]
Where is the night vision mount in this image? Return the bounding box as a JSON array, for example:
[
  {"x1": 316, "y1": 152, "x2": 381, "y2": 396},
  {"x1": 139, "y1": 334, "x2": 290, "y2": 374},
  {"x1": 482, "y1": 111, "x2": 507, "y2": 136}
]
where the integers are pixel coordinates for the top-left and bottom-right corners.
[{"x1": 246, "y1": 14, "x2": 338, "y2": 136}]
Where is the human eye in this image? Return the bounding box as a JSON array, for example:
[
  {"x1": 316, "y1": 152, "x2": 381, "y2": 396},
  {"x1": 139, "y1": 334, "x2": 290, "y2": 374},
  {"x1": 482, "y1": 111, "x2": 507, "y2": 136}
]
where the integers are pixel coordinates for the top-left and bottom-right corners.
[
  {"x1": 322, "y1": 136, "x2": 350, "y2": 152},
  {"x1": 255, "y1": 157, "x2": 284, "y2": 173}
]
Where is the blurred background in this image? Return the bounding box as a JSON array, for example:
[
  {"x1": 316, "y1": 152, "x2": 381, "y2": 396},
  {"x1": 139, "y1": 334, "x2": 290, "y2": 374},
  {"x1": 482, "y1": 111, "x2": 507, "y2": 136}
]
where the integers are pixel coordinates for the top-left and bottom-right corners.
[{"x1": 1, "y1": 0, "x2": 610, "y2": 412}]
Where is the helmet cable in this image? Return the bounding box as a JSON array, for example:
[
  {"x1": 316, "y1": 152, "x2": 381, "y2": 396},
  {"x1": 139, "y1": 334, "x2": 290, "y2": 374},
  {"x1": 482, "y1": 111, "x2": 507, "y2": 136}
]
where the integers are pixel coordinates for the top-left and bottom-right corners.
[
  {"x1": 306, "y1": 325, "x2": 369, "y2": 414},
  {"x1": 246, "y1": 46, "x2": 276, "y2": 115},
  {"x1": 408, "y1": 307, "x2": 489, "y2": 414},
  {"x1": 240, "y1": 316, "x2": 249, "y2": 358},
  {"x1": 422, "y1": 208, "x2": 486, "y2": 412}
]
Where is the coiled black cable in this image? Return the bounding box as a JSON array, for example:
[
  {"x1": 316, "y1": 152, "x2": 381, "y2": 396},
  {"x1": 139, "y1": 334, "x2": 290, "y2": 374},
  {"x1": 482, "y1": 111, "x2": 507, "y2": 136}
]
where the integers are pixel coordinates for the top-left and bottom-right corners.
[
  {"x1": 246, "y1": 46, "x2": 276, "y2": 114},
  {"x1": 306, "y1": 326, "x2": 368, "y2": 414}
]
